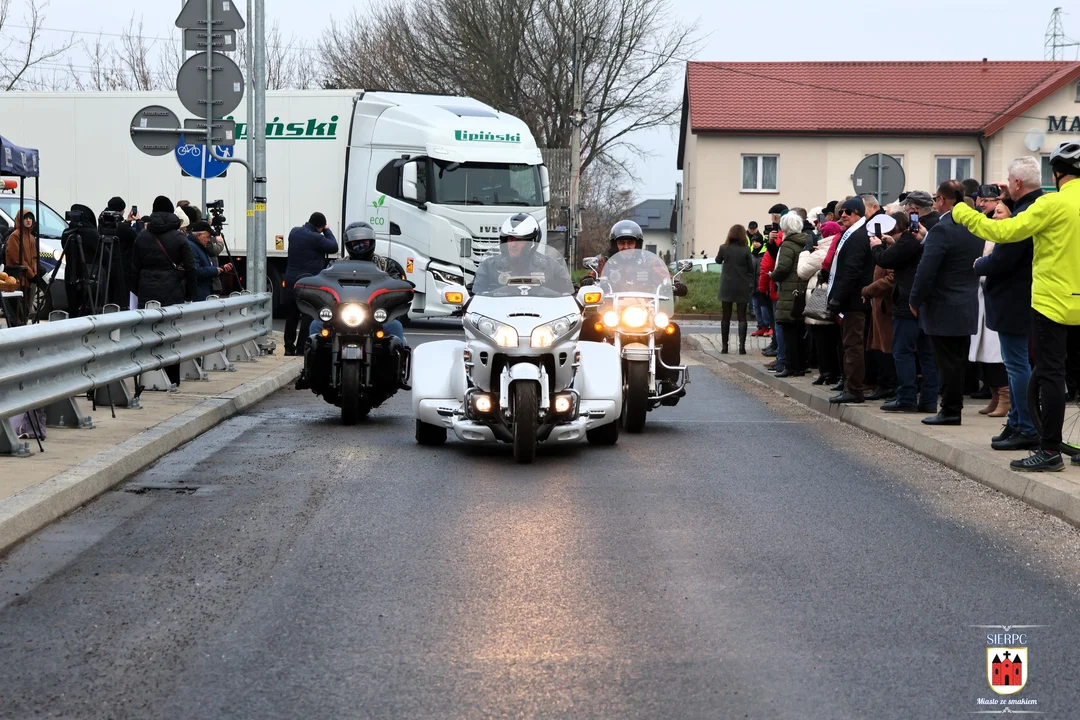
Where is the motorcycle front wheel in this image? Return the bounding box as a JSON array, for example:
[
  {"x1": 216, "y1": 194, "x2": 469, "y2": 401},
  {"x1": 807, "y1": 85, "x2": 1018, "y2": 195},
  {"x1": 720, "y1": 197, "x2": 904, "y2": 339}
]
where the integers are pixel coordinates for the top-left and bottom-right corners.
[
  {"x1": 622, "y1": 361, "x2": 649, "y2": 433},
  {"x1": 341, "y1": 360, "x2": 366, "y2": 426},
  {"x1": 512, "y1": 383, "x2": 538, "y2": 464}
]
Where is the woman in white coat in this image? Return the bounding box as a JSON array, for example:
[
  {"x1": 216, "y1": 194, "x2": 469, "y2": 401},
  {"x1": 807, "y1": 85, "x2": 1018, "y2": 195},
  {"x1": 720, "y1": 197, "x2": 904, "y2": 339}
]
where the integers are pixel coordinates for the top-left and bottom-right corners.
[
  {"x1": 969, "y1": 240, "x2": 1009, "y2": 417},
  {"x1": 798, "y1": 221, "x2": 844, "y2": 386}
]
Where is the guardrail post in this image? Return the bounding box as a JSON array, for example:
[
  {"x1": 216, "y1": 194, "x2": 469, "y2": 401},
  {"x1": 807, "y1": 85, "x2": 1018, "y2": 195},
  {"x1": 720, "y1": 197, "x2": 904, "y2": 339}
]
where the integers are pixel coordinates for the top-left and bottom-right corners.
[
  {"x1": 181, "y1": 357, "x2": 209, "y2": 381},
  {"x1": 93, "y1": 378, "x2": 140, "y2": 408},
  {"x1": 226, "y1": 341, "x2": 254, "y2": 363},
  {"x1": 202, "y1": 351, "x2": 235, "y2": 372},
  {"x1": 139, "y1": 370, "x2": 175, "y2": 392},
  {"x1": 45, "y1": 397, "x2": 93, "y2": 429},
  {"x1": 48, "y1": 310, "x2": 68, "y2": 322},
  {"x1": 1, "y1": 418, "x2": 31, "y2": 457}
]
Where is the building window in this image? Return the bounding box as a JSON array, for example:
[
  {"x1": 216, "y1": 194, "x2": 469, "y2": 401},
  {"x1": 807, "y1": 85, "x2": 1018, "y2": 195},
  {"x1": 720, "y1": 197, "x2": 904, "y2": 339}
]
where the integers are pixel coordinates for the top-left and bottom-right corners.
[
  {"x1": 1041, "y1": 155, "x2": 1055, "y2": 187},
  {"x1": 1075, "y1": 81, "x2": 1080, "y2": 102},
  {"x1": 935, "y1": 156, "x2": 973, "y2": 186},
  {"x1": 741, "y1": 155, "x2": 778, "y2": 192}
]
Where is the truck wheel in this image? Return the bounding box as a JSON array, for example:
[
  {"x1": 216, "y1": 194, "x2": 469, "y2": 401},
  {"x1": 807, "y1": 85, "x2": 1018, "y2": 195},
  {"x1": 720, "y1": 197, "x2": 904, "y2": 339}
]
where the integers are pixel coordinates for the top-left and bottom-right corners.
[
  {"x1": 586, "y1": 421, "x2": 619, "y2": 446},
  {"x1": 512, "y1": 383, "x2": 538, "y2": 464},
  {"x1": 341, "y1": 360, "x2": 362, "y2": 426},
  {"x1": 622, "y1": 362, "x2": 649, "y2": 433},
  {"x1": 416, "y1": 419, "x2": 446, "y2": 446}
]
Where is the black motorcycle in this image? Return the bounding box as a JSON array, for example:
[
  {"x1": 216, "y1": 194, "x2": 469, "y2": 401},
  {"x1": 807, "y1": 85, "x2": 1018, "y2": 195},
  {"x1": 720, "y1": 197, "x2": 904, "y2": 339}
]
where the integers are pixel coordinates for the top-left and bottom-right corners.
[{"x1": 294, "y1": 262, "x2": 414, "y2": 425}]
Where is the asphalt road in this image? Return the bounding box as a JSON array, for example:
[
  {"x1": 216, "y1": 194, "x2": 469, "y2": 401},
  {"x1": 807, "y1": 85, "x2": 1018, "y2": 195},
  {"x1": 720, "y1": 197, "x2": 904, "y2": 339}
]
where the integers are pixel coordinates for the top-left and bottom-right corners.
[{"x1": 2, "y1": 329, "x2": 1080, "y2": 719}]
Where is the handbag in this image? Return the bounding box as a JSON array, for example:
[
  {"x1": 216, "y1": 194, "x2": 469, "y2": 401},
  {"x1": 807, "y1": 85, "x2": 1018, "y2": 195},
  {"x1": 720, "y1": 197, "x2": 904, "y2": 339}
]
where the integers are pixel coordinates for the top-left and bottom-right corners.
[{"x1": 803, "y1": 281, "x2": 834, "y2": 322}]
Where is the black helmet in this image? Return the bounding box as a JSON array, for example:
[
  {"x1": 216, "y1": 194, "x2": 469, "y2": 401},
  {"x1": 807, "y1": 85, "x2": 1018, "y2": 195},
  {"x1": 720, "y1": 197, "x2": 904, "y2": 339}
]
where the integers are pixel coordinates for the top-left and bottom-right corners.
[
  {"x1": 344, "y1": 221, "x2": 377, "y2": 261},
  {"x1": 608, "y1": 219, "x2": 644, "y2": 254}
]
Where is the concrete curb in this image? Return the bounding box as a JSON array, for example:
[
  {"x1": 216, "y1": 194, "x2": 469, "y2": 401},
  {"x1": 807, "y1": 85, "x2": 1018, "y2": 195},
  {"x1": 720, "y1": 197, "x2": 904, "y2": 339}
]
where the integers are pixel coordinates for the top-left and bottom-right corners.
[
  {"x1": 688, "y1": 336, "x2": 1080, "y2": 529},
  {"x1": 0, "y1": 359, "x2": 302, "y2": 555}
]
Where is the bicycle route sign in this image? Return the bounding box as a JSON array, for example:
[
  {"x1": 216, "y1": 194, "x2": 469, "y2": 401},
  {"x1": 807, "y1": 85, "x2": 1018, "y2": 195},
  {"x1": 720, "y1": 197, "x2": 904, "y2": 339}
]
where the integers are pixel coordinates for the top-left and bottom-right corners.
[{"x1": 174, "y1": 135, "x2": 233, "y2": 179}]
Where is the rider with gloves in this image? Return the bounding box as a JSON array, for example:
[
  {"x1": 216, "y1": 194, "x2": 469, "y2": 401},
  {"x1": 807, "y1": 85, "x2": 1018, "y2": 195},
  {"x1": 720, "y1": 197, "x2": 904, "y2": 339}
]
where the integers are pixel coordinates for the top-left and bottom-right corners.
[
  {"x1": 472, "y1": 213, "x2": 574, "y2": 295},
  {"x1": 580, "y1": 220, "x2": 687, "y2": 399}
]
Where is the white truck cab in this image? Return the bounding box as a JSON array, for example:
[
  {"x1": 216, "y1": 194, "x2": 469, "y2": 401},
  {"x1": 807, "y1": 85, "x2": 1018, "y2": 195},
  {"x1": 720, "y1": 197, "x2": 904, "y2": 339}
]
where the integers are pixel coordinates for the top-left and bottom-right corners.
[{"x1": 343, "y1": 92, "x2": 550, "y2": 319}]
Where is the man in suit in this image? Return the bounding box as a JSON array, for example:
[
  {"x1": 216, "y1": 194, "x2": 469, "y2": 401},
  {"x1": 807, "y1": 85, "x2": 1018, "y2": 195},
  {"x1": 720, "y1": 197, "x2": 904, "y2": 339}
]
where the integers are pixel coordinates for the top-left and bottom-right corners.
[
  {"x1": 908, "y1": 180, "x2": 985, "y2": 425},
  {"x1": 827, "y1": 196, "x2": 875, "y2": 403}
]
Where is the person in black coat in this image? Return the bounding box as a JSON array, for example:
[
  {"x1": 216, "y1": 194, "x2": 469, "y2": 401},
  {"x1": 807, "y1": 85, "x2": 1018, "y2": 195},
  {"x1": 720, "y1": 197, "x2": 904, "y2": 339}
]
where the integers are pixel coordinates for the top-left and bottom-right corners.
[
  {"x1": 99, "y1": 196, "x2": 137, "y2": 309},
  {"x1": 973, "y1": 158, "x2": 1044, "y2": 449},
  {"x1": 872, "y1": 212, "x2": 939, "y2": 413},
  {"x1": 909, "y1": 181, "x2": 985, "y2": 425},
  {"x1": 283, "y1": 212, "x2": 339, "y2": 355},
  {"x1": 827, "y1": 197, "x2": 875, "y2": 403},
  {"x1": 61, "y1": 204, "x2": 102, "y2": 318}
]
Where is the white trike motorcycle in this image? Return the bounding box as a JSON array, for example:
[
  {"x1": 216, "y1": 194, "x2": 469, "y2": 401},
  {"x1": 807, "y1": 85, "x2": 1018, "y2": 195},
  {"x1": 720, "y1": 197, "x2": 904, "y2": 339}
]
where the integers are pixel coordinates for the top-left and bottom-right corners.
[{"x1": 411, "y1": 244, "x2": 622, "y2": 463}]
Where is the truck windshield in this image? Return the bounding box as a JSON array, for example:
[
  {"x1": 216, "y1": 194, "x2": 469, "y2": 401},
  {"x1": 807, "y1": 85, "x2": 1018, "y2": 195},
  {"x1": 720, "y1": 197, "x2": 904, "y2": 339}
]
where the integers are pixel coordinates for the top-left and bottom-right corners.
[
  {"x1": 0, "y1": 197, "x2": 68, "y2": 239},
  {"x1": 430, "y1": 161, "x2": 543, "y2": 207}
]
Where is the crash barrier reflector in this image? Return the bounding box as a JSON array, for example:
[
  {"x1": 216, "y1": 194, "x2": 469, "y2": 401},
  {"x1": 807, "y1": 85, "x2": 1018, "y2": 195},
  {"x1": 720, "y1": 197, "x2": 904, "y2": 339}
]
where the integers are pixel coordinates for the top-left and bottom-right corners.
[{"x1": 0, "y1": 294, "x2": 272, "y2": 456}]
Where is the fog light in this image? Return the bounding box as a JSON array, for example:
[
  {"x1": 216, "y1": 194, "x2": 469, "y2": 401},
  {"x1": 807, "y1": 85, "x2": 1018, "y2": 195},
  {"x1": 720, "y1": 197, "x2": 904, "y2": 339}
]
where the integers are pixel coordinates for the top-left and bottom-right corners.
[
  {"x1": 374, "y1": 308, "x2": 388, "y2": 322},
  {"x1": 655, "y1": 312, "x2": 670, "y2": 329},
  {"x1": 475, "y1": 395, "x2": 493, "y2": 413},
  {"x1": 319, "y1": 307, "x2": 333, "y2": 322},
  {"x1": 554, "y1": 395, "x2": 572, "y2": 414}
]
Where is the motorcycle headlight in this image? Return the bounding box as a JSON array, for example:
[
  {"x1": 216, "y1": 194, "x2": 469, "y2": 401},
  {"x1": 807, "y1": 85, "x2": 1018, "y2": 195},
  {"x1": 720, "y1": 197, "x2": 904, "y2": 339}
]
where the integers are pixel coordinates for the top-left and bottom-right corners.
[
  {"x1": 654, "y1": 312, "x2": 670, "y2": 329},
  {"x1": 531, "y1": 314, "x2": 578, "y2": 348},
  {"x1": 602, "y1": 310, "x2": 619, "y2": 327},
  {"x1": 319, "y1": 308, "x2": 333, "y2": 322},
  {"x1": 374, "y1": 308, "x2": 388, "y2": 322},
  {"x1": 470, "y1": 314, "x2": 519, "y2": 347},
  {"x1": 621, "y1": 306, "x2": 650, "y2": 328},
  {"x1": 339, "y1": 303, "x2": 366, "y2": 328}
]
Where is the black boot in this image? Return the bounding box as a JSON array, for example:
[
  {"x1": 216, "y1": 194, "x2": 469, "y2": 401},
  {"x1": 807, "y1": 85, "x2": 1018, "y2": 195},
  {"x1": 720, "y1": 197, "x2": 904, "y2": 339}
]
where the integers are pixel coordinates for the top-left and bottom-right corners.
[
  {"x1": 720, "y1": 319, "x2": 730, "y2": 354},
  {"x1": 738, "y1": 321, "x2": 748, "y2": 355}
]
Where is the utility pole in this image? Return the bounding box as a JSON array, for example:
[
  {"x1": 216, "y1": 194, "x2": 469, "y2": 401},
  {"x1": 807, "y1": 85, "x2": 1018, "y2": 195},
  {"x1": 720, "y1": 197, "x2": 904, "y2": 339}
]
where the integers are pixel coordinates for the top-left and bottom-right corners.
[
  {"x1": 569, "y1": 26, "x2": 585, "y2": 269},
  {"x1": 245, "y1": 0, "x2": 255, "y2": 291},
  {"x1": 251, "y1": 0, "x2": 268, "y2": 327}
]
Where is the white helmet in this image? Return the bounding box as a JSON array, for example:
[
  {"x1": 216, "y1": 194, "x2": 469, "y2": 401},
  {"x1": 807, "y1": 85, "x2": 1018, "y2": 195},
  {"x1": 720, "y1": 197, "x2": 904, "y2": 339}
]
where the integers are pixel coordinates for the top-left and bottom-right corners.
[
  {"x1": 499, "y1": 213, "x2": 542, "y2": 245},
  {"x1": 1049, "y1": 141, "x2": 1080, "y2": 176}
]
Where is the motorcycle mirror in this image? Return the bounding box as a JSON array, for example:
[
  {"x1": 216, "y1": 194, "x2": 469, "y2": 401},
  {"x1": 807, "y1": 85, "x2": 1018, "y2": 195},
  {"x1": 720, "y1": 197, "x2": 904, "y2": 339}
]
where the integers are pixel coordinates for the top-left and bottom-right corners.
[
  {"x1": 676, "y1": 259, "x2": 694, "y2": 273},
  {"x1": 582, "y1": 256, "x2": 601, "y2": 271},
  {"x1": 576, "y1": 285, "x2": 603, "y2": 307},
  {"x1": 442, "y1": 284, "x2": 469, "y2": 307}
]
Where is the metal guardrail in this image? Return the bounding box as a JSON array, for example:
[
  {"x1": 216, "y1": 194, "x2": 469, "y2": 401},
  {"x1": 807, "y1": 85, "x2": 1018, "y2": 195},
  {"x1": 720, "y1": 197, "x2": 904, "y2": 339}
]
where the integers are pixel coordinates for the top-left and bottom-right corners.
[{"x1": 0, "y1": 293, "x2": 272, "y2": 456}]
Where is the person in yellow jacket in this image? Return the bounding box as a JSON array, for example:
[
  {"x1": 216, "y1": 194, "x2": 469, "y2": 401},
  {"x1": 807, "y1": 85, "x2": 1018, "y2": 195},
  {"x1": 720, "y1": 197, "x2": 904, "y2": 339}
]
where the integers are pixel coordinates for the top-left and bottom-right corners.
[{"x1": 951, "y1": 142, "x2": 1080, "y2": 473}]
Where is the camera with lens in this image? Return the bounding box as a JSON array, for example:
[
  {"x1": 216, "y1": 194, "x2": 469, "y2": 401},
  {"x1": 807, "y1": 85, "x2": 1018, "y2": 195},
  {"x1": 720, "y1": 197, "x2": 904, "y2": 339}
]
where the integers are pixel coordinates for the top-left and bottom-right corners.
[
  {"x1": 208, "y1": 199, "x2": 226, "y2": 230},
  {"x1": 97, "y1": 210, "x2": 124, "y2": 236}
]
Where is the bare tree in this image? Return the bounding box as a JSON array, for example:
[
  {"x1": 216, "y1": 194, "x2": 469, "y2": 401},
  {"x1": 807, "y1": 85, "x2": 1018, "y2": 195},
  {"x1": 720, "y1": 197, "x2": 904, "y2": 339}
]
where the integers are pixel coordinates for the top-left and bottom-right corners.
[
  {"x1": 0, "y1": 0, "x2": 76, "y2": 91},
  {"x1": 235, "y1": 20, "x2": 313, "y2": 90},
  {"x1": 577, "y1": 159, "x2": 635, "y2": 259},
  {"x1": 321, "y1": 0, "x2": 698, "y2": 172}
]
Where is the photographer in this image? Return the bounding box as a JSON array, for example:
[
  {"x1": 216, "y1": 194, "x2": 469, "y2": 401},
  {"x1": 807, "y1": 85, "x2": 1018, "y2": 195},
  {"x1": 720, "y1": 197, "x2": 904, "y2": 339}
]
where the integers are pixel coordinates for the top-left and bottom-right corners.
[
  {"x1": 99, "y1": 197, "x2": 137, "y2": 308},
  {"x1": 284, "y1": 212, "x2": 338, "y2": 355},
  {"x1": 61, "y1": 204, "x2": 101, "y2": 318},
  {"x1": 188, "y1": 221, "x2": 234, "y2": 301},
  {"x1": 204, "y1": 202, "x2": 229, "y2": 294}
]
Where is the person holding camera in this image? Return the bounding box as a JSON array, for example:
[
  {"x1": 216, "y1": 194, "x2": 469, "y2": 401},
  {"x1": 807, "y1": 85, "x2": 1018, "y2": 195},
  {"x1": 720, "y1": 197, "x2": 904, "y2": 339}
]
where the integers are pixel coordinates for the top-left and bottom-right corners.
[
  {"x1": 60, "y1": 204, "x2": 101, "y2": 319},
  {"x1": 98, "y1": 197, "x2": 137, "y2": 309},
  {"x1": 284, "y1": 212, "x2": 338, "y2": 356},
  {"x1": 187, "y1": 221, "x2": 234, "y2": 302}
]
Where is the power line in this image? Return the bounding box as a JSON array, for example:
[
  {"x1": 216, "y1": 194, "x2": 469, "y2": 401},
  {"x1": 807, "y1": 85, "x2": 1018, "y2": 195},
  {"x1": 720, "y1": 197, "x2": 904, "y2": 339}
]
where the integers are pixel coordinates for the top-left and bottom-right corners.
[{"x1": 3, "y1": 22, "x2": 318, "y2": 53}]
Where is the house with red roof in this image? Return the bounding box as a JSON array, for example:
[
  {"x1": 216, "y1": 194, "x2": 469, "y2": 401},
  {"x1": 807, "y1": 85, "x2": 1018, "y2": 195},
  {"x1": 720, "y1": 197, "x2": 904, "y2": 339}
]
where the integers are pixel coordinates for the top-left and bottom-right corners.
[{"x1": 676, "y1": 60, "x2": 1080, "y2": 257}]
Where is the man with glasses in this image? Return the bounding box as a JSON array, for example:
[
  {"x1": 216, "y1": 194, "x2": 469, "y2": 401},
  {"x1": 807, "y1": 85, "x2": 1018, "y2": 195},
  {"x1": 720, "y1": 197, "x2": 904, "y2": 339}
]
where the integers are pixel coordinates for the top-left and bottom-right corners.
[
  {"x1": 951, "y1": 142, "x2": 1080, "y2": 472},
  {"x1": 908, "y1": 181, "x2": 985, "y2": 426}
]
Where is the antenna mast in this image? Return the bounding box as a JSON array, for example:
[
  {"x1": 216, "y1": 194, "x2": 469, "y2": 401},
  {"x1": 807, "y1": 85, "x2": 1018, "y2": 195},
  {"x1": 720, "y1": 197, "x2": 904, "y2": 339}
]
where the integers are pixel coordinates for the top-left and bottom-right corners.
[{"x1": 1045, "y1": 7, "x2": 1080, "y2": 60}]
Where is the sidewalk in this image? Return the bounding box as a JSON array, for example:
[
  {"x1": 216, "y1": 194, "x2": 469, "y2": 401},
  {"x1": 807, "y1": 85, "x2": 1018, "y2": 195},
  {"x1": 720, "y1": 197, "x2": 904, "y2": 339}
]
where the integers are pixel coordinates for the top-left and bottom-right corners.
[
  {"x1": 0, "y1": 343, "x2": 302, "y2": 553},
  {"x1": 690, "y1": 332, "x2": 1080, "y2": 528}
]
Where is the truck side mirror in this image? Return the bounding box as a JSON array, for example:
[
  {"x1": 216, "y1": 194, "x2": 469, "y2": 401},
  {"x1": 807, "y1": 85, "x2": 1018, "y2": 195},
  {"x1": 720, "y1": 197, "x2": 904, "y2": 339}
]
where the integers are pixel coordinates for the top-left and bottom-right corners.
[
  {"x1": 402, "y1": 161, "x2": 419, "y2": 202},
  {"x1": 539, "y1": 165, "x2": 551, "y2": 205}
]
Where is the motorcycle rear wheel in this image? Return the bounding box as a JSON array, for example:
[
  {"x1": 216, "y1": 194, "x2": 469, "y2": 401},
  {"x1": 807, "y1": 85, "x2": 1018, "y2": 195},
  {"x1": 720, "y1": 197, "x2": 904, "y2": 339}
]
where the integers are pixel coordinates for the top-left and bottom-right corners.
[
  {"x1": 622, "y1": 361, "x2": 649, "y2": 433},
  {"x1": 512, "y1": 383, "x2": 538, "y2": 464}
]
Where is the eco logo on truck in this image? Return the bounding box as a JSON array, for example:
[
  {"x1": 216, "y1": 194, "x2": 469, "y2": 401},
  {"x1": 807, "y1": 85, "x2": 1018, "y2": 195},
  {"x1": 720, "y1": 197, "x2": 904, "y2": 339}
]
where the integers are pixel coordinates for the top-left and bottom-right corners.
[
  {"x1": 370, "y1": 195, "x2": 386, "y2": 226},
  {"x1": 225, "y1": 116, "x2": 340, "y2": 140},
  {"x1": 454, "y1": 130, "x2": 521, "y2": 144}
]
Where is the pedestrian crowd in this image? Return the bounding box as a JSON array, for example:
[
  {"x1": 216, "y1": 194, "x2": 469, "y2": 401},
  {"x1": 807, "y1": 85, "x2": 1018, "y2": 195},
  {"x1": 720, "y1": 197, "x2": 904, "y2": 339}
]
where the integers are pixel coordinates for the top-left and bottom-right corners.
[{"x1": 713, "y1": 146, "x2": 1080, "y2": 474}]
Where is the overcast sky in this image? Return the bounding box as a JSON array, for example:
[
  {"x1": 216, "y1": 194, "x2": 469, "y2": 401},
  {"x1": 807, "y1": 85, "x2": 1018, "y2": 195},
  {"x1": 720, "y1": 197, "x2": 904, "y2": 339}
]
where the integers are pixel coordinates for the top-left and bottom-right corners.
[{"x1": 19, "y1": 0, "x2": 1080, "y2": 201}]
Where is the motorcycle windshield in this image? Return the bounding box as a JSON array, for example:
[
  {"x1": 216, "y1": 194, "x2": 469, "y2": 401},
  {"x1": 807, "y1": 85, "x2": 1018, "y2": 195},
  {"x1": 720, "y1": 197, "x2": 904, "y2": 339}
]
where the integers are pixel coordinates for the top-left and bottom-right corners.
[
  {"x1": 599, "y1": 249, "x2": 676, "y2": 316},
  {"x1": 471, "y1": 242, "x2": 574, "y2": 299}
]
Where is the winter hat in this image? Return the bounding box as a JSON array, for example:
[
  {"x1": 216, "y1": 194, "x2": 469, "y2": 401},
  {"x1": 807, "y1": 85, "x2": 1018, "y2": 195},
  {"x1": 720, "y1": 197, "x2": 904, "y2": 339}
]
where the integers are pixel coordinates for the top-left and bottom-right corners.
[
  {"x1": 176, "y1": 211, "x2": 190, "y2": 229},
  {"x1": 107, "y1": 197, "x2": 126, "y2": 212},
  {"x1": 190, "y1": 221, "x2": 213, "y2": 233},
  {"x1": 152, "y1": 195, "x2": 174, "y2": 214},
  {"x1": 819, "y1": 221, "x2": 843, "y2": 239},
  {"x1": 839, "y1": 197, "x2": 866, "y2": 216},
  {"x1": 904, "y1": 190, "x2": 933, "y2": 209},
  {"x1": 767, "y1": 203, "x2": 789, "y2": 215}
]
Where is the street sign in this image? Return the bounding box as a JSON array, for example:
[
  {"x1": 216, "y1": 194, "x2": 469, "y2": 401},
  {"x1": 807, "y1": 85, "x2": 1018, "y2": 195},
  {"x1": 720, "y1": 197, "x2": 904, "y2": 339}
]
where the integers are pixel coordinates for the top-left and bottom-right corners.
[
  {"x1": 851, "y1": 153, "x2": 906, "y2": 203},
  {"x1": 174, "y1": 135, "x2": 233, "y2": 179},
  {"x1": 183, "y1": 118, "x2": 237, "y2": 147},
  {"x1": 129, "y1": 105, "x2": 181, "y2": 156},
  {"x1": 182, "y1": 28, "x2": 236, "y2": 52},
  {"x1": 175, "y1": 0, "x2": 246, "y2": 30},
  {"x1": 175, "y1": 52, "x2": 245, "y2": 117}
]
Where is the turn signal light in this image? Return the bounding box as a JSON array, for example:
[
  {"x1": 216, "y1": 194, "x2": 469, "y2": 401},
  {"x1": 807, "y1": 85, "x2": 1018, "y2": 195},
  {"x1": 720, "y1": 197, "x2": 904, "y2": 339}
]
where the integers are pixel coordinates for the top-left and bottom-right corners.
[
  {"x1": 445, "y1": 291, "x2": 464, "y2": 304},
  {"x1": 665, "y1": 324, "x2": 676, "y2": 335},
  {"x1": 594, "y1": 322, "x2": 604, "y2": 332},
  {"x1": 320, "y1": 328, "x2": 330, "y2": 337},
  {"x1": 376, "y1": 330, "x2": 385, "y2": 339},
  {"x1": 583, "y1": 291, "x2": 601, "y2": 304}
]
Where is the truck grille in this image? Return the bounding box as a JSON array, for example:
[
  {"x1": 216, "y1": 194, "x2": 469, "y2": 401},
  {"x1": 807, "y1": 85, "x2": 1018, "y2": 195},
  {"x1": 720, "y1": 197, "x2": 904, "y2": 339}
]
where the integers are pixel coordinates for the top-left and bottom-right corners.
[{"x1": 471, "y1": 237, "x2": 500, "y2": 261}]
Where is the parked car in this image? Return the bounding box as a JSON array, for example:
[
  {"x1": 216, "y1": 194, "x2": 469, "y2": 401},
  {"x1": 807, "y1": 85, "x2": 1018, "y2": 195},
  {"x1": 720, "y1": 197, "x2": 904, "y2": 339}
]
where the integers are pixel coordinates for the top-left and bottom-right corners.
[{"x1": 669, "y1": 258, "x2": 721, "y2": 274}]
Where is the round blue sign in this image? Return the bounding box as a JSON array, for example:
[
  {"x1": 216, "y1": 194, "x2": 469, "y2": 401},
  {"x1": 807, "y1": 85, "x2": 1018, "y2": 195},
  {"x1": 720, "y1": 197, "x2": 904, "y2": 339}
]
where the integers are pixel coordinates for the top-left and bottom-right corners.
[{"x1": 174, "y1": 134, "x2": 233, "y2": 179}]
